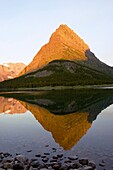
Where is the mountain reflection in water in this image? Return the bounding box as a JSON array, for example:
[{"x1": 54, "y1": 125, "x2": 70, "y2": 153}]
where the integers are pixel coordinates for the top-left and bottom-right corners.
[
  {"x1": 0, "y1": 97, "x2": 26, "y2": 114},
  {"x1": 0, "y1": 89, "x2": 113, "y2": 150}
]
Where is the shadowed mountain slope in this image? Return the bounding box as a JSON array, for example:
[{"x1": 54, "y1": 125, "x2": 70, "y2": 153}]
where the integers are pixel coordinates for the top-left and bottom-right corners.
[{"x1": 1, "y1": 59, "x2": 113, "y2": 89}]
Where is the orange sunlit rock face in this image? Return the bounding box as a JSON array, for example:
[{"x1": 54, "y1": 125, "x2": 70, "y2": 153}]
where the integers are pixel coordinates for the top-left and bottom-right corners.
[
  {"x1": 20, "y1": 24, "x2": 89, "y2": 75},
  {"x1": 21, "y1": 101, "x2": 91, "y2": 150},
  {"x1": 0, "y1": 63, "x2": 26, "y2": 82},
  {"x1": 0, "y1": 97, "x2": 26, "y2": 114}
]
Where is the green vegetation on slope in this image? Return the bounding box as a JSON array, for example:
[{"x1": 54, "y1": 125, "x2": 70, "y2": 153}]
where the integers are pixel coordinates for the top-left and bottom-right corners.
[{"x1": 0, "y1": 60, "x2": 113, "y2": 90}]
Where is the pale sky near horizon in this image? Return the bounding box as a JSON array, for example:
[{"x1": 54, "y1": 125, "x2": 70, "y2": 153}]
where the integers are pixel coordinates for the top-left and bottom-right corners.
[{"x1": 0, "y1": 0, "x2": 113, "y2": 66}]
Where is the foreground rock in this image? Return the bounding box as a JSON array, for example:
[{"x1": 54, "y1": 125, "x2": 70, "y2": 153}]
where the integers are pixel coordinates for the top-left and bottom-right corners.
[{"x1": 0, "y1": 152, "x2": 97, "y2": 170}]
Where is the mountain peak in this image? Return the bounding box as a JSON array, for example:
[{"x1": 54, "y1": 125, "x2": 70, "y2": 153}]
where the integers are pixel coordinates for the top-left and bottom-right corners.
[
  {"x1": 50, "y1": 24, "x2": 89, "y2": 53},
  {"x1": 19, "y1": 24, "x2": 90, "y2": 75}
]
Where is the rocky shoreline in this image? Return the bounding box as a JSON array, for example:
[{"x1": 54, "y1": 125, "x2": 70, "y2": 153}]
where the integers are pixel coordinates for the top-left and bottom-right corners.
[{"x1": 0, "y1": 152, "x2": 98, "y2": 170}]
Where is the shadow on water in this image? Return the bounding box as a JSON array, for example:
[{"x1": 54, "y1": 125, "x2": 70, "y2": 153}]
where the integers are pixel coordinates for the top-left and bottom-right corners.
[{"x1": 1, "y1": 89, "x2": 113, "y2": 150}]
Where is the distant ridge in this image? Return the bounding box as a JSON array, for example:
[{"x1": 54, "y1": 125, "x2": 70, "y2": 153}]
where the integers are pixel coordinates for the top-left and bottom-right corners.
[{"x1": 0, "y1": 63, "x2": 26, "y2": 82}]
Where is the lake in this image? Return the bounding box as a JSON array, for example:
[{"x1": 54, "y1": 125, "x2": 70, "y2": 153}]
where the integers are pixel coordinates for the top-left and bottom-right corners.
[{"x1": 0, "y1": 89, "x2": 113, "y2": 169}]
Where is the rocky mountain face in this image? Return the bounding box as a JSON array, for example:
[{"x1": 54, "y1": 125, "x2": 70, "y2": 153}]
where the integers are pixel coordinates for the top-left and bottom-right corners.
[
  {"x1": 19, "y1": 24, "x2": 89, "y2": 75},
  {"x1": 19, "y1": 24, "x2": 113, "y2": 77},
  {"x1": 0, "y1": 63, "x2": 26, "y2": 82}
]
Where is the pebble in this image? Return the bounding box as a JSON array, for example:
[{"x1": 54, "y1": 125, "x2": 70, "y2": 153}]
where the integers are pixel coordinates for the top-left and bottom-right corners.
[
  {"x1": 57, "y1": 154, "x2": 63, "y2": 158},
  {"x1": 88, "y1": 161, "x2": 96, "y2": 169},
  {"x1": 35, "y1": 154, "x2": 41, "y2": 157},
  {"x1": 99, "y1": 162, "x2": 105, "y2": 167},
  {"x1": 68, "y1": 156, "x2": 78, "y2": 160},
  {"x1": 41, "y1": 155, "x2": 47, "y2": 158},
  {"x1": 79, "y1": 158, "x2": 89, "y2": 165},
  {"x1": 0, "y1": 152, "x2": 97, "y2": 170},
  {"x1": 15, "y1": 154, "x2": 28, "y2": 164},
  {"x1": 84, "y1": 166, "x2": 94, "y2": 170},
  {"x1": 52, "y1": 163, "x2": 61, "y2": 169},
  {"x1": 30, "y1": 160, "x2": 39, "y2": 168},
  {"x1": 44, "y1": 153, "x2": 50, "y2": 155},
  {"x1": 42, "y1": 158, "x2": 49, "y2": 162},
  {"x1": 27, "y1": 150, "x2": 32, "y2": 152},
  {"x1": 3, "y1": 162, "x2": 13, "y2": 169}
]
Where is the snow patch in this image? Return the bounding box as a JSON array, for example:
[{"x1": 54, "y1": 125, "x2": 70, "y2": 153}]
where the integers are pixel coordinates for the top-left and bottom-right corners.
[
  {"x1": 7, "y1": 76, "x2": 13, "y2": 79},
  {"x1": 4, "y1": 110, "x2": 11, "y2": 114},
  {"x1": 3, "y1": 63, "x2": 9, "y2": 67}
]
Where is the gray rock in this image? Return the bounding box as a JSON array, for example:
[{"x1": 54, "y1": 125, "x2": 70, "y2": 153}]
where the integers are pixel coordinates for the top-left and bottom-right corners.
[
  {"x1": 0, "y1": 154, "x2": 4, "y2": 159},
  {"x1": 27, "y1": 150, "x2": 32, "y2": 153},
  {"x1": 52, "y1": 163, "x2": 61, "y2": 169},
  {"x1": 35, "y1": 154, "x2": 41, "y2": 157},
  {"x1": 13, "y1": 162, "x2": 23, "y2": 170},
  {"x1": 52, "y1": 148, "x2": 56, "y2": 151},
  {"x1": 0, "y1": 163, "x2": 3, "y2": 168},
  {"x1": 70, "y1": 161, "x2": 81, "y2": 169},
  {"x1": 42, "y1": 157, "x2": 49, "y2": 162},
  {"x1": 68, "y1": 156, "x2": 78, "y2": 160},
  {"x1": 24, "y1": 164, "x2": 30, "y2": 170},
  {"x1": 79, "y1": 158, "x2": 89, "y2": 165},
  {"x1": 64, "y1": 160, "x2": 72, "y2": 163},
  {"x1": 52, "y1": 156, "x2": 58, "y2": 159},
  {"x1": 44, "y1": 153, "x2": 50, "y2": 155},
  {"x1": 83, "y1": 166, "x2": 94, "y2": 170},
  {"x1": 41, "y1": 155, "x2": 47, "y2": 158},
  {"x1": 3, "y1": 162, "x2": 13, "y2": 169},
  {"x1": 88, "y1": 161, "x2": 96, "y2": 169},
  {"x1": 15, "y1": 155, "x2": 28, "y2": 164},
  {"x1": 99, "y1": 162, "x2": 105, "y2": 167},
  {"x1": 50, "y1": 159, "x2": 58, "y2": 163},
  {"x1": 2, "y1": 158, "x2": 14, "y2": 163},
  {"x1": 59, "y1": 164, "x2": 69, "y2": 170},
  {"x1": 29, "y1": 167, "x2": 38, "y2": 170},
  {"x1": 30, "y1": 160, "x2": 39, "y2": 168},
  {"x1": 57, "y1": 154, "x2": 63, "y2": 158}
]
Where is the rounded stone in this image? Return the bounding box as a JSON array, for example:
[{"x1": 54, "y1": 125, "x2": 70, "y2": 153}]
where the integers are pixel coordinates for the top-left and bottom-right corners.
[
  {"x1": 88, "y1": 161, "x2": 96, "y2": 169},
  {"x1": 15, "y1": 155, "x2": 28, "y2": 164},
  {"x1": 68, "y1": 156, "x2": 78, "y2": 160},
  {"x1": 13, "y1": 162, "x2": 23, "y2": 170},
  {"x1": 42, "y1": 158, "x2": 49, "y2": 162},
  {"x1": 3, "y1": 162, "x2": 13, "y2": 169},
  {"x1": 30, "y1": 160, "x2": 39, "y2": 168},
  {"x1": 83, "y1": 166, "x2": 94, "y2": 170},
  {"x1": 52, "y1": 163, "x2": 61, "y2": 169},
  {"x1": 99, "y1": 162, "x2": 105, "y2": 167},
  {"x1": 79, "y1": 158, "x2": 89, "y2": 165}
]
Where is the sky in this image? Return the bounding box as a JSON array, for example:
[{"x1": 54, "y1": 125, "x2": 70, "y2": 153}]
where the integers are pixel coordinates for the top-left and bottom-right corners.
[{"x1": 0, "y1": 0, "x2": 113, "y2": 66}]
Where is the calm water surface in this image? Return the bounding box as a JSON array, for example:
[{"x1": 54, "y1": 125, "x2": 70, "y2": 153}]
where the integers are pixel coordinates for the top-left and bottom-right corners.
[{"x1": 0, "y1": 89, "x2": 113, "y2": 169}]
